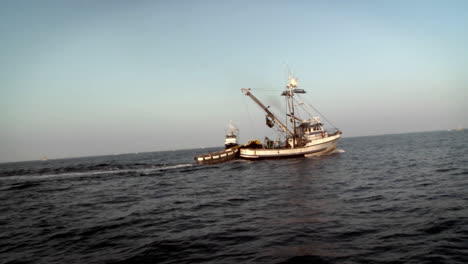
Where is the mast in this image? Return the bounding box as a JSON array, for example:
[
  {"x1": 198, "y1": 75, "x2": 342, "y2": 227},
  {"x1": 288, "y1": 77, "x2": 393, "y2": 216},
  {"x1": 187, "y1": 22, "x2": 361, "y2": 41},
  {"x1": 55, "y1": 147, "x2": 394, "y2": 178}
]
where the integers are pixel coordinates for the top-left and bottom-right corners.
[
  {"x1": 284, "y1": 75, "x2": 301, "y2": 147},
  {"x1": 289, "y1": 77, "x2": 296, "y2": 147},
  {"x1": 241, "y1": 88, "x2": 294, "y2": 137}
]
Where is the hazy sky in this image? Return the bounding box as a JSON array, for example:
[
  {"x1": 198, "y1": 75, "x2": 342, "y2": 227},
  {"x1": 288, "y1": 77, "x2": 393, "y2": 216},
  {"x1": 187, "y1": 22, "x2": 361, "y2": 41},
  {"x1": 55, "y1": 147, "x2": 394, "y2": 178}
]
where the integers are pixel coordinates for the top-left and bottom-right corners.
[{"x1": 1, "y1": 0, "x2": 467, "y2": 162}]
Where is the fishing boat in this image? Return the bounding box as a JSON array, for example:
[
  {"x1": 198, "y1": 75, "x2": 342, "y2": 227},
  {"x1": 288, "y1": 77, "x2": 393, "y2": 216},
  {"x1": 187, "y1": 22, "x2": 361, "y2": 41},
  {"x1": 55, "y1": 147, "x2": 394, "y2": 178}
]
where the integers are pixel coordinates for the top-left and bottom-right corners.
[
  {"x1": 224, "y1": 120, "x2": 239, "y2": 148},
  {"x1": 239, "y1": 75, "x2": 342, "y2": 159},
  {"x1": 194, "y1": 121, "x2": 240, "y2": 164}
]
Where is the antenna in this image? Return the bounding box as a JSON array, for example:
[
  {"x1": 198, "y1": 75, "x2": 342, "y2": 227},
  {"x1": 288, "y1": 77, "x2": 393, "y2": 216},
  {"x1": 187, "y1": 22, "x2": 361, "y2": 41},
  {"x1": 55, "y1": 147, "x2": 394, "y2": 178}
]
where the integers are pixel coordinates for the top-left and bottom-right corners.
[{"x1": 285, "y1": 64, "x2": 292, "y2": 85}]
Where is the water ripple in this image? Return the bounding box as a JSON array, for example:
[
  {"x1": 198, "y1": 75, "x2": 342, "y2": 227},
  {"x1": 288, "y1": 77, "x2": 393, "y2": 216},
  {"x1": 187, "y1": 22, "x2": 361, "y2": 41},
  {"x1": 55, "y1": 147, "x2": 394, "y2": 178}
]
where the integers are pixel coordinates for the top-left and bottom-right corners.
[{"x1": 0, "y1": 132, "x2": 467, "y2": 263}]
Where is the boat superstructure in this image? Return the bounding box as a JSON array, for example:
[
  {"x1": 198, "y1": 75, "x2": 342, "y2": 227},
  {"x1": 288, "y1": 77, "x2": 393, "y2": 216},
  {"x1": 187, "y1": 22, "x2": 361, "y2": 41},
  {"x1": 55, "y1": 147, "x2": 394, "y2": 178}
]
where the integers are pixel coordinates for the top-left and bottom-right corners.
[
  {"x1": 239, "y1": 75, "x2": 341, "y2": 159},
  {"x1": 224, "y1": 120, "x2": 239, "y2": 149}
]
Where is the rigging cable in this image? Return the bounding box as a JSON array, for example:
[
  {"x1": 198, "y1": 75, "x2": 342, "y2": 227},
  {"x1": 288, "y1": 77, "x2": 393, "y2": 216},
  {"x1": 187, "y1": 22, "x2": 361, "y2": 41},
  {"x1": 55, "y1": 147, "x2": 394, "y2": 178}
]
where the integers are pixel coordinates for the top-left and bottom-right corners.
[
  {"x1": 297, "y1": 94, "x2": 338, "y2": 129},
  {"x1": 292, "y1": 96, "x2": 312, "y2": 120},
  {"x1": 242, "y1": 95, "x2": 257, "y2": 137}
]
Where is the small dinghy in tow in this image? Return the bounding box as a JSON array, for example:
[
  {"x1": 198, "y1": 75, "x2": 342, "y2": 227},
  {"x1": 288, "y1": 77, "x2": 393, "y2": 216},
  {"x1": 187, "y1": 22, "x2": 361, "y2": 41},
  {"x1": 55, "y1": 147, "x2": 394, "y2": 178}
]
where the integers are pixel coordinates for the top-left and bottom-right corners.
[
  {"x1": 194, "y1": 146, "x2": 240, "y2": 164},
  {"x1": 194, "y1": 121, "x2": 241, "y2": 164}
]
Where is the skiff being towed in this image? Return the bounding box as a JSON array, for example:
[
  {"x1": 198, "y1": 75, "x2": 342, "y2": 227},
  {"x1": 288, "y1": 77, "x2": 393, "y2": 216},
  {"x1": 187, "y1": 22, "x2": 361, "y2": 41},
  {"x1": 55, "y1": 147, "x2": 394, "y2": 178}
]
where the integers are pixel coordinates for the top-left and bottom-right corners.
[{"x1": 239, "y1": 76, "x2": 342, "y2": 159}]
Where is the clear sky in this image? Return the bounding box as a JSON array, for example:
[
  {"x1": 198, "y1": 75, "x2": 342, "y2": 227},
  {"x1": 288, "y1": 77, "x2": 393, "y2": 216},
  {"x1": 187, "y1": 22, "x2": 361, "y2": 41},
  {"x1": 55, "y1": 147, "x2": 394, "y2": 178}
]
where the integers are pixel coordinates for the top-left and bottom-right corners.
[{"x1": 1, "y1": 0, "x2": 467, "y2": 162}]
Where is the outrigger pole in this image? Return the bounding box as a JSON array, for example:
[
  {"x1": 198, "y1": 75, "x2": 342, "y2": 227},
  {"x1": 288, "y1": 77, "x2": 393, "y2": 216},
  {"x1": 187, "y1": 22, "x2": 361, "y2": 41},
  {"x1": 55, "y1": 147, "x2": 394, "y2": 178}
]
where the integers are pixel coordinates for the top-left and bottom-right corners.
[{"x1": 241, "y1": 88, "x2": 294, "y2": 137}]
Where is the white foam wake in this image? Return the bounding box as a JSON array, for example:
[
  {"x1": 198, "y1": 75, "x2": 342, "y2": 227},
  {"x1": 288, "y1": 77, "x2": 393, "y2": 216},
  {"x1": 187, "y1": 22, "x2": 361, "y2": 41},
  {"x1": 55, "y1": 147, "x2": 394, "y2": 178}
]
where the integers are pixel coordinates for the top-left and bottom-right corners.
[{"x1": 0, "y1": 163, "x2": 194, "y2": 182}]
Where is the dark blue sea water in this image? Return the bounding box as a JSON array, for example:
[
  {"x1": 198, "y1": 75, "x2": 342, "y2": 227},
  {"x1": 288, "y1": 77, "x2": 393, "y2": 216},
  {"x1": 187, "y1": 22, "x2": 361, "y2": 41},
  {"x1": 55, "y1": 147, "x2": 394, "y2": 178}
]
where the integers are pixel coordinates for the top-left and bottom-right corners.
[{"x1": 1, "y1": 131, "x2": 467, "y2": 264}]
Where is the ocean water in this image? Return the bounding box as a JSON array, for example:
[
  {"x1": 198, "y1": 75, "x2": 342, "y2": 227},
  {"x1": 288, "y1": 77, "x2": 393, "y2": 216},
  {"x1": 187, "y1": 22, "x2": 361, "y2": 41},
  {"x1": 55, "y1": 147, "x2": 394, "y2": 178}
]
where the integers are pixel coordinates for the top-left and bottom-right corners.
[{"x1": 1, "y1": 131, "x2": 467, "y2": 264}]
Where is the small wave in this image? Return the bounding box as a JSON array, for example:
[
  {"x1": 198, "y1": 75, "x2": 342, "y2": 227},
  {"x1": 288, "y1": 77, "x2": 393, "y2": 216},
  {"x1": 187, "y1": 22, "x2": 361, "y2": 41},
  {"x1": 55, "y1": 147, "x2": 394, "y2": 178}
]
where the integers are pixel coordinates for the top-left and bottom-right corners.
[
  {"x1": 110, "y1": 239, "x2": 220, "y2": 264},
  {"x1": 321, "y1": 148, "x2": 346, "y2": 156},
  {"x1": 138, "y1": 163, "x2": 194, "y2": 175},
  {"x1": 419, "y1": 219, "x2": 460, "y2": 235},
  {"x1": 0, "y1": 164, "x2": 194, "y2": 182},
  {"x1": 277, "y1": 255, "x2": 331, "y2": 264},
  {"x1": 451, "y1": 170, "x2": 468, "y2": 176},
  {"x1": 435, "y1": 168, "x2": 457, "y2": 173},
  {"x1": 8, "y1": 181, "x2": 42, "y2": 190},
  {"x1": 305, "y1": 148, "x2": 345, "y2": 158}
]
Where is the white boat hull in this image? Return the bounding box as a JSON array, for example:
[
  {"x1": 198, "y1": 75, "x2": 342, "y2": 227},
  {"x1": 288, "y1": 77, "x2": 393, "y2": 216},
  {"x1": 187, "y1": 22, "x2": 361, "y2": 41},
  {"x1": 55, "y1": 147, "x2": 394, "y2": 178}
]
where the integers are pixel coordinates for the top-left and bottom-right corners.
[{"x1": 239, "y1": 133, "x2": 341, "y2": 159}]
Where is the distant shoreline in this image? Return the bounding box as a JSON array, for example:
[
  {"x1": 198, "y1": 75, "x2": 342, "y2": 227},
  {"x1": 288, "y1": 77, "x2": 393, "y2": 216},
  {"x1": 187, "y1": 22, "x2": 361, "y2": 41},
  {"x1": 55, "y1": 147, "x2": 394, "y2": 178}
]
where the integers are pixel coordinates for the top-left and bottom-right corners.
[{"x1": 0, "y1": 129, "x2": 465, "y2": 164}]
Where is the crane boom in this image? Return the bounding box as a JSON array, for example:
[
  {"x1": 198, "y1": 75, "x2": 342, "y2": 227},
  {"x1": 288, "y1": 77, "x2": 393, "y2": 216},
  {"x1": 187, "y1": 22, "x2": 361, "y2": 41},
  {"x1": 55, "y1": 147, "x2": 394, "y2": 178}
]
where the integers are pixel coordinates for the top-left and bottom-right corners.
[{"x1": 241, "y1": 88, "x2": 294, "y2": 137}]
